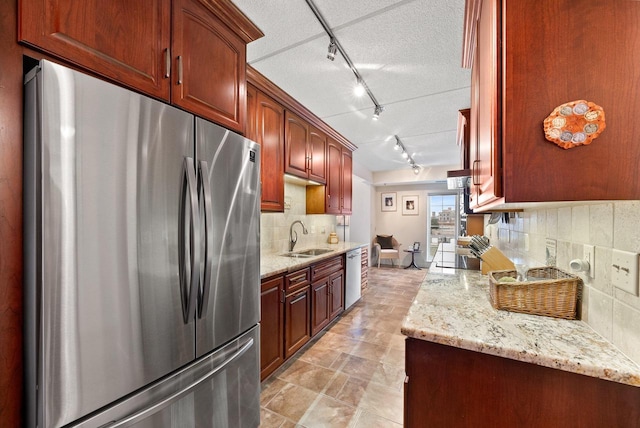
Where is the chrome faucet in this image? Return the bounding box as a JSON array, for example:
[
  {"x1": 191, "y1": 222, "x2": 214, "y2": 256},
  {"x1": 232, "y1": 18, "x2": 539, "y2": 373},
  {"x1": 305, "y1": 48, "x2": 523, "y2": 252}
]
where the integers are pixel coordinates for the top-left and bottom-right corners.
[{"x1": 289, "y1": 220, "x2": 309, "y2": 252}]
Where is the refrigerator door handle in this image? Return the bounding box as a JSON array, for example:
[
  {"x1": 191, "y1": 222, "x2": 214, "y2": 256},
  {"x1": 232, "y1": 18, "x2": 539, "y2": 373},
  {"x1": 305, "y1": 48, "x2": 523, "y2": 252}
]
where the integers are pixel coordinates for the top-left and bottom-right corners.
[
  {"x1": 98, "y1": 337, "x2": 255, "y2": 428},
  {"x1": 179, "y1": 157, "x2": 201, "y2": 323},
  {"x1": 197, "y1": 160, "x2": 214, "y2": 318}
]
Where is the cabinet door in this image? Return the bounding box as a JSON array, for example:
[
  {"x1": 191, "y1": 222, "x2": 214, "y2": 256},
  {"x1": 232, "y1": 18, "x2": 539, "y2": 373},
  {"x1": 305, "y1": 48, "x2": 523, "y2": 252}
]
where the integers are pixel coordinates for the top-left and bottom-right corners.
[
  {"x1": 311, "y1": 279, "x2": 330, "y2": 336},
  {"x1": 326, "y1": 140, "x2": 342, "y2": 214},
  {"x1": 308, "y1": 126, "x2": 327, "y2": 184},
  {"x1": 284, "y1": 111, "x2": 310, "y2": 179},
  {"x1": 284, "y1": 287, "x2": 311, "y2": 358},
  {"x1": 470, "y1": 0, "x2": 501, "y2": 207},
  {"x1": 19, "y1": 0, "x2": 171, "y2": 100},
  {"x1": 260, "y1": 276, "x2": 284, "y2": 380},
  {"x1": 329, "y1": 270, "x2": 344, "y2": 321},
  {"x1": 172, "y1": 0, "x2": 246, "y2": 132},
  {"x1": 246, "y1": 84, "x2": 258, "y2": 142},
  {"x1": 341, "y1": 148, "x2": 353, "y2": 214},
  {"x1": 256, "y1": 91, "x2": 285, "y2": 212}
]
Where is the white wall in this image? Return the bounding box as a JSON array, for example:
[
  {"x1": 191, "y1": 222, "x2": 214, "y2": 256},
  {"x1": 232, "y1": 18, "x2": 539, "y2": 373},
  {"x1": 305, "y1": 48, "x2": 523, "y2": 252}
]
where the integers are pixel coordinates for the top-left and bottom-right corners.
[
  {"x1": 349, "y1": 175, "x2": 374, "y2": 262},
  {"x1": 486, "y1": 201, "x2": 640, "y2": 365},
  {"x1": 373, "y1": 182, "x2": 449, "y2": 267}
]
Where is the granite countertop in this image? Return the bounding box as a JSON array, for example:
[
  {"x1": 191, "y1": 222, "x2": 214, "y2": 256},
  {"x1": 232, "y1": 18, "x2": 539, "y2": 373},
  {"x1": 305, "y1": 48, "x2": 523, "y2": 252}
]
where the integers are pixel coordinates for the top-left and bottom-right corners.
[
  {"x1": 401, "y1": 267, "x2": 640, "y2": 387},
  {"x1": 261, "y1": 241, "x2": 366, "y2": 279}
]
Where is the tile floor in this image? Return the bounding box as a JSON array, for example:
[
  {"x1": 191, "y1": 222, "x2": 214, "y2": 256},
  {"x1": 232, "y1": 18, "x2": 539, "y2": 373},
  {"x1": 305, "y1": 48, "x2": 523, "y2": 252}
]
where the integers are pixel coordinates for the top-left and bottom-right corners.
[{"x1": 260, "y1": 266, "x2": 428, "y2": 427}]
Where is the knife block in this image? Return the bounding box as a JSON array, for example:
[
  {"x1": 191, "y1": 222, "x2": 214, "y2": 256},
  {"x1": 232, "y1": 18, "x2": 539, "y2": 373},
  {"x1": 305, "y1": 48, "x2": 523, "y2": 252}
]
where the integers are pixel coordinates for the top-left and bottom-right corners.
[{"x1": 480, "y1": 247, "x2": 516, "y2": 274}]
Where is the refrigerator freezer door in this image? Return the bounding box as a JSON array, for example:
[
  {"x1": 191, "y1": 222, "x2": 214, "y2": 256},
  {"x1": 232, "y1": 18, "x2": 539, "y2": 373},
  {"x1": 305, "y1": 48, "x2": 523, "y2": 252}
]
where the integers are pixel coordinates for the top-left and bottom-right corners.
[
  {"x1": 24, "y1": 60, "x2": 196, "y2": 427},
  {"x1": 71, "y1": 326, "x2": 260, "y2": 428},
  {"x1": 195, "y1": 118, "x2": 260, "y2": 356}
]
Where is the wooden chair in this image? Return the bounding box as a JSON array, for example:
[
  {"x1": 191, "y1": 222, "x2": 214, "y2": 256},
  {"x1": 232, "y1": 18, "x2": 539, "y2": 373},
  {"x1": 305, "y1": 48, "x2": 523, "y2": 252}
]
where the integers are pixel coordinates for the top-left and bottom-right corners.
[{"x1": 373, "y1": 235, "x2": 401, "y2": 268}]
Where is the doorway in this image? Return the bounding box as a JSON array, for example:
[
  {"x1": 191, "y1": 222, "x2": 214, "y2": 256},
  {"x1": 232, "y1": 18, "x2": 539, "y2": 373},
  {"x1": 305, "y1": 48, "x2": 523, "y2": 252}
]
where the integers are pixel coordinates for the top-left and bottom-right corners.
[{"x1": 426, "y1": 193, "x2": 460, "y2": 262}]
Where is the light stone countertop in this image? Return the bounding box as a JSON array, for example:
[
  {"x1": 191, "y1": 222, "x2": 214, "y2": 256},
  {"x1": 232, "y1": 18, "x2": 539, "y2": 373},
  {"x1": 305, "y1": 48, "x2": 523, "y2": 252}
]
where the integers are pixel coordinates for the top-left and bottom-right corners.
[
  {"x1": 401, "y1": 267, "x2": 640, "y2": 387},
  {"x1": 260, "y1": 241, "x2": 367, "y2": 279}
]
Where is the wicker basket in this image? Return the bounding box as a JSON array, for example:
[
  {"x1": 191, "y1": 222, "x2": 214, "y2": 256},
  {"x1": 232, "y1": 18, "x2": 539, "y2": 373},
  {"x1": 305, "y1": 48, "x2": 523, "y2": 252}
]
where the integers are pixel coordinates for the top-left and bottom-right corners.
[{"x1": 488, "y1": 267, "x2": 582, "y2": 319}]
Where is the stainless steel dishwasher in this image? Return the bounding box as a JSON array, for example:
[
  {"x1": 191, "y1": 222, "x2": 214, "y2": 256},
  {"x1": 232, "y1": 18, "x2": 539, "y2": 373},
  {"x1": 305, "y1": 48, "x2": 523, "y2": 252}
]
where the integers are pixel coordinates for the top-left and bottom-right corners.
[{"x1": 345, "y1": 248, "x2": 362, "y2": 309}]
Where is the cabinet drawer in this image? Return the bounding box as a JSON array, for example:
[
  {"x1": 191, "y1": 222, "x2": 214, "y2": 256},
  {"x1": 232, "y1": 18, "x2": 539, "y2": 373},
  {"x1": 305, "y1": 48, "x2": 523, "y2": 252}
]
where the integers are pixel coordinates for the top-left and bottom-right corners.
[
  {"x1": 311, "y1": 256, "x2": 344, "y2": 281},
  {"x1": 285, "y1": 268, "x2": 311, "y2": 294}
]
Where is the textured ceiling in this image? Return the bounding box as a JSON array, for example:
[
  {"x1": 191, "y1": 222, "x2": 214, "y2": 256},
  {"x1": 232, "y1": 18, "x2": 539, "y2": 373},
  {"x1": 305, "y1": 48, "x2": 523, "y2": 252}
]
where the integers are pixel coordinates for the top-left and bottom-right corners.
[{"x1": 234, "y1": 0, "x2": 471, "y2": 173}]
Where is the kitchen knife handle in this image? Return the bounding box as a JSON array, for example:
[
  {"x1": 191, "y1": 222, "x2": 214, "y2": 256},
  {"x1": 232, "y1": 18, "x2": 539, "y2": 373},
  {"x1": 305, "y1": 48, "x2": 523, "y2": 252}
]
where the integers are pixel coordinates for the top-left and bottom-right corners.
[
  {"x1": 197, "y1": 160, "x2": 214, "y2": 318},
  {"x1": 179, "y1": 157, "x2": 200, "y2": 323}
]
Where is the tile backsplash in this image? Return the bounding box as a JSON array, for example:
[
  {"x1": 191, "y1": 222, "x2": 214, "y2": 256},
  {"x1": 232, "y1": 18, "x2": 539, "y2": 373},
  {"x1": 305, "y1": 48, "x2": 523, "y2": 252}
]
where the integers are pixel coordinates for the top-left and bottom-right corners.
[
  {"x1": 485, "y1": 201, "x2": 640, "y2": 365},
  {"x1": 260, "y1": 182, "x2": 338, "y2": 254}
]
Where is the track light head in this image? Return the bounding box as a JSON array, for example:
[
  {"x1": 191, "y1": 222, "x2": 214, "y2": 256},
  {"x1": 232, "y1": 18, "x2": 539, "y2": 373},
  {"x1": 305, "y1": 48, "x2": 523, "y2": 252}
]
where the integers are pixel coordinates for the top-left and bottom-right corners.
[
  {"x1": 393, "y1": 143, "x2": 400, "y2": 151},
  {"x1": 402, "y1": 151, "x2": 409, "y2": 159},
  {"x1": 373, "y1": 105, "x2": 384, "y2": 120},
  {"x1": 413, "y1": 166, "x2": 420, "y2": 175},
  {"x1": 327, "y1": 39, "x2": 337, "y2": 61},
  {"x1": 354, "y1": 79, "x2": 365, "y2": 97}
]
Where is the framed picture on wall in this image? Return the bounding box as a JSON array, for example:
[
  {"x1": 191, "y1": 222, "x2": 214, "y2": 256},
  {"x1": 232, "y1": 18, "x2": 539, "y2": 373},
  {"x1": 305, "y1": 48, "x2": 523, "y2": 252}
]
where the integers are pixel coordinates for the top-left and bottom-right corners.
[
  {"x1": 402, "y1": 195, "x2": 419, "y2": 215},
  {"x1": 381, "y1": 192, "x2": 397, "y2": 212}
]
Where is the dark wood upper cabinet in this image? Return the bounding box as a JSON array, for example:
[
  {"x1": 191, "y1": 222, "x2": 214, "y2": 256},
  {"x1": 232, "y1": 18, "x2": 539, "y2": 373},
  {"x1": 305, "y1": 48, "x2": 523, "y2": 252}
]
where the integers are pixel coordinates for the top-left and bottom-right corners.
[
  {"x1": 307, "y1": 139, "x2": 351, "y2": 215},
  {"x1": 341, "y1": 148, "x2": 352, "y2": 215},
  {"x1": 19, "y1": 0, "x2": 263, "y2": 133},
  {"x1": 172, "y1": 0, "x2": 246, "y2": 132},
  {"x1": 308, "y1": 126, "x2": 327, "y2": 183},
  {"x1": 248, "y1": 85, "x2": 285, "y2": 212},
  {"x1": 464, "y1": 0, "x2": 640, "y2": 209},
  {"x1": 284, "y1": 111, "x2": 311, "y2": 179},
  {"x1": 19, "y1": 0, "x2": 171, "y2": 99}
]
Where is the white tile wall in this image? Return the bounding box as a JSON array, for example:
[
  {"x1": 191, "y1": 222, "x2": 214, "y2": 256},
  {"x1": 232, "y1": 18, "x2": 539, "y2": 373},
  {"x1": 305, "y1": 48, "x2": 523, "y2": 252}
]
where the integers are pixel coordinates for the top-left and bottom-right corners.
[
  {"x1": 485, "y1": 201, "x2": 640, "y2": 364},
  {"x1": 260, "y1": 182, "x2": 338, "y2": 254}
]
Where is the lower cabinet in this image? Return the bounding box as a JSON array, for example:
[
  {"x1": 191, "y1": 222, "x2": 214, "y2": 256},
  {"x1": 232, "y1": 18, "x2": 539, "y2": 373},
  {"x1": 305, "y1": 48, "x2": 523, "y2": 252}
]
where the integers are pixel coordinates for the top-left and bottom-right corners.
[
  {"x1": 284, "y1": 286, "x2": 311, "y2": 359},
  {"x1": 259, "y1": 276, "x2": 284, "y2": 380},
  {"x1": 311, "y1": 279, "x2": 330, "y2": 336},
  {"x1": 328, "y1": 271, "x2": 344, "y2": 320},
  {"x1": 260, "y1": 255, "x2": 345, "y2": 380},
  {"x1": 405, "y1": 338, "x2": 640, "y2": 427}
]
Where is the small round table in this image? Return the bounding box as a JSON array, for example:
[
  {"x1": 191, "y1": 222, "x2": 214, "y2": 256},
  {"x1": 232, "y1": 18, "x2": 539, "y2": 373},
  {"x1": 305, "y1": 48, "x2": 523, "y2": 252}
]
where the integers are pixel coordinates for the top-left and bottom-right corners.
[{"x1": 404, "y1": 249, "x2": 422, "y2": 269}]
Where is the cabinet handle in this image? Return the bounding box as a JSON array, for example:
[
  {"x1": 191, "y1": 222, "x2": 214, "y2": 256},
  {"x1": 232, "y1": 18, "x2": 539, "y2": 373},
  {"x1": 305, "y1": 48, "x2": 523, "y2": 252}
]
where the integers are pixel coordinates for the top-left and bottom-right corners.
[
  {"x1": 164, "y1": 48, "x2": 171, "y2": 78},
  {"x1": 292, "y1": 291, "x2": 306, "y2": 302},
  {"x1": 281, "y1": 289, "x2": 285, "y2": 304},
  {"x1": 472, "y1": 160, "x2": 480, "y2": 186},
  {"x1": 177, "y1": 56, "x2": 183, "y2": 85}
]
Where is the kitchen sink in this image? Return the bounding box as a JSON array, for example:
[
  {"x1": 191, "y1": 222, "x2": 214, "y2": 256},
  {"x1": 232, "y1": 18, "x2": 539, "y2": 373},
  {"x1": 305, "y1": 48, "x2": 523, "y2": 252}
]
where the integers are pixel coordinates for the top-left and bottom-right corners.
[
  {"x1": 280, "y1": 253, "x2": 313, "y2": 258},
  {"x1": 280, "y1": 248, "x2": 335, "y2": 258},
  {"x1": 295, "y1": 248, "x2": 335, "y2": 256}
]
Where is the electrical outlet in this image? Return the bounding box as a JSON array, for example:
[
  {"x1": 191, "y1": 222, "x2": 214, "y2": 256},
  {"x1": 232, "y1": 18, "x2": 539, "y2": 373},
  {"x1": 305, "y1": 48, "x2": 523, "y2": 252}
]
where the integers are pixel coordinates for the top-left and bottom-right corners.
[
  {"x1": 583, "y1": 244, "x2": 595, "y2": 279},
  {"x1": 611, "y1": 249, "x2": 639, "y2": 295}
]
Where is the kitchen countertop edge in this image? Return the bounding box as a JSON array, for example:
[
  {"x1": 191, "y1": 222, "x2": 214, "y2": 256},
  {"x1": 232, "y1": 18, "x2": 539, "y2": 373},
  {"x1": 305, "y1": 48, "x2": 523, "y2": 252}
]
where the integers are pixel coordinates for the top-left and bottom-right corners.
[
  {"x1": 402, "y1": 269, "x2": 640, "y2": 388},
  {"x1": 260, "y1": 241, "x2": 367, "y2": 279}
]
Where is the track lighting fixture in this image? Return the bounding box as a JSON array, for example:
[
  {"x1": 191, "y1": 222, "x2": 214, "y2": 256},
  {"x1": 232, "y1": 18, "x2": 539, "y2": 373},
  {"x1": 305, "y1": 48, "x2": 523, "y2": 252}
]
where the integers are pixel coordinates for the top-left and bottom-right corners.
[
  {"x1": 327, "y1": 39, "x2": 337, "y2": 61},
  {"x1": 373, "y1": 105, "x2": 384, "y2": 120},
  {"x1": 393, "y1": 135, "x2": 420, "y2": 173},
  {"x1": 354, "y1": 79, "x2": 365, "y2": 97},
  {"x1": 306, "y1": 0, "x2": 383, "y2": 119}
]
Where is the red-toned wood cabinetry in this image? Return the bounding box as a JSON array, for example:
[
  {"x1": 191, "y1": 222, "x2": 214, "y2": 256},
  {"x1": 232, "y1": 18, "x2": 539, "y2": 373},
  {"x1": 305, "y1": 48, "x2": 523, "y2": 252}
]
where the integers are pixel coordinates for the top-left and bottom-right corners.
[
  {"x1": 405, "y1": 339, "x2": 640, "y2": 427},
  {"x1": 260, "y1": 255, "x2": 345, "y2": 380},
  {"x1": 247, "y1": 84, "x2": 285, "y2": 212},
  {"x1": 307, "y1": 139, "x2": 352, "y2": 215},
  {"x1": 19, "y1": 0, "x2": 262, "y2": 133},
  {"x1": 260, "y1": 276, "x2": 284, "y2": 380},
  {"x1": 464, "y1": 0, "x2": 640, "y2": 209},
  {"x1": 284, "y1": 111, "x2": 327, "y2": 183}
]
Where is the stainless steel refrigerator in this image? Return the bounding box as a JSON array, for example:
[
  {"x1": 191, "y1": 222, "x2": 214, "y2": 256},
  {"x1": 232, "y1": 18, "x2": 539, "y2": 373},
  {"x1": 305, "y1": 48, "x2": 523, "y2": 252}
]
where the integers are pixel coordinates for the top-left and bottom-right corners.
[{"x1": 24, "y1": 60, "x2": 261, "y2": 427}]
